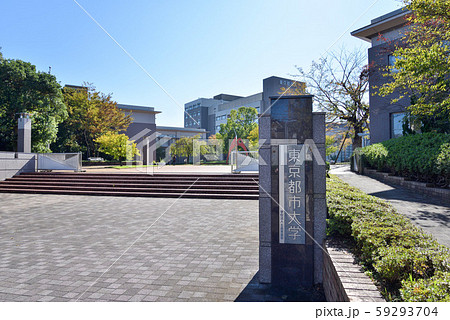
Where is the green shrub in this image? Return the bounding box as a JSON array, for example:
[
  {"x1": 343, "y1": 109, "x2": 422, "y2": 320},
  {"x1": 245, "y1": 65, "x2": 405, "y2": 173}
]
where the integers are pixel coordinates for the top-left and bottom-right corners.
[
  {"x1": 327, "y1": 175, "x2": 450, "y2": 301},
  {"x1": 400, "y1": 272, "x2": 450, "y2": 302},
  {"x1": 437, "y1": 143, "x2": 450, "y2": 176},
  {"x1": 359, "y1": 133, "x2": 450, "y2": 181},
  {"x1": 375, "y1": 246, "x2": 439, "y2": 284},
  {"x1": 361, "y1": 143, "x2": 389, "y2": 171}
]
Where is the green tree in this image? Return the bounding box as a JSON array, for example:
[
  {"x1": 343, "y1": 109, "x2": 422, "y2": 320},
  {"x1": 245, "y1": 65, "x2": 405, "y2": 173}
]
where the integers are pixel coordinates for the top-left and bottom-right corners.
[
  {"x1": 299, "y1": 49, "x2": 370, "y2": 150},
  {"x1": 0, "y1": 56, "x2": 67, "y2": 152},
  {"x1": 247, "y1": 126, "x2": 259, "y2": 151},
  {"x1": 169, "y1": 135, "x2": 200, "y2": 160},
  {"x1": 378, "y1": 0, "x2": 450, "y2": 133},
  {"x1": 94, "y1": 132, "x2": 139, "y2": 161},
  {"x1": 216, "y1": 107, "x2": 258, "y2": 153},
  {"x1": 198, "y1": 134, "x2": 221, "y2": 160},
  {"x1": 54, "y1": 84, "x2": 132, "y2": 158},
  {"x1": 326, "y1": 135, "x2": 339, "y2": 157}
]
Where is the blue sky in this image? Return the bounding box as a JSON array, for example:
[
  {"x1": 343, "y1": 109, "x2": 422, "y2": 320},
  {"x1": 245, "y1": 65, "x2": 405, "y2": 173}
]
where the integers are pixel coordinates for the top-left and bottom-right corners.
[{"x1": 1, "y1": 0, "x2": 402, "y2": 127}]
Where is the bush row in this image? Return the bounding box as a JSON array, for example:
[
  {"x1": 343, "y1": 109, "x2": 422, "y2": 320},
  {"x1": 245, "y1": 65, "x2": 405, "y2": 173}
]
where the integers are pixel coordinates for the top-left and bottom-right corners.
[
  {"x1": 358, "y1": 133, "x2": 450, "y2": 187},
  {"x1": 327, "y1": 175, "x2": 450, "y2": 301}
]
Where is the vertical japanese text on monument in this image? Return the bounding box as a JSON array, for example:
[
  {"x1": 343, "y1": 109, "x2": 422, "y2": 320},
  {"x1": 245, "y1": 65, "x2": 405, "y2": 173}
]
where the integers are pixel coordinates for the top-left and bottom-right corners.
[{"x1": 279, "y1": 145, "x2": 306, "y2": 244}]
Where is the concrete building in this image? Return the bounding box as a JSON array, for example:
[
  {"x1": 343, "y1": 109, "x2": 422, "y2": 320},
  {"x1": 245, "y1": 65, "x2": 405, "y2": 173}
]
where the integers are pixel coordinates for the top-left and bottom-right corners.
[
  {"x1": 184, "y1": 76, "x2": 305, "y2": 136},
  {"x1": 156, "y1": 126, "x2": 207, "y2": 140},
  {"x1": 155, "y1": 126, "x2": 206, "y2": 151},
  {"x1": 117, "y1": 104, "x2": 160, "y2": 141},
  {"x1": 155, "y1": 126, "x2": 207, "y2": 163},
  {"x1": 117, "y1": 104, "x2": 206, "y2": 163},
  {"x1": 351, "y1": 8, "x2": 411, "y2": 143},
  {"x1": 213, "y1": 93, "x2": 262, "y2": 133}
]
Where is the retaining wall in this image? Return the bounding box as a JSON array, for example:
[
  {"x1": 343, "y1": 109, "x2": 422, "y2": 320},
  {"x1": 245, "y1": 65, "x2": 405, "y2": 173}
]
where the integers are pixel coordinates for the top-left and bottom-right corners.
[
  {"x1": 0, "y1": 152, "x2": 36, "y2": 181},
  {"x1": 323, "y1": 240, "x2": 385, "y2": 302},
  {"x1": 363, "y1": 169, "x2": 450, "y2": 206}
]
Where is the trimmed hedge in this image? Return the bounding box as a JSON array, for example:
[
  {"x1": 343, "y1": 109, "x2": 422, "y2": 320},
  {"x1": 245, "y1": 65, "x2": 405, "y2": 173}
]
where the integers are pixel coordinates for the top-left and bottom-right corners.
[
  {"x1": 327, "y1": 175, "x2": 450, "y2": 301},
  {"x1": 359, "y1": 133, "x2": 450, "y2": 187}
]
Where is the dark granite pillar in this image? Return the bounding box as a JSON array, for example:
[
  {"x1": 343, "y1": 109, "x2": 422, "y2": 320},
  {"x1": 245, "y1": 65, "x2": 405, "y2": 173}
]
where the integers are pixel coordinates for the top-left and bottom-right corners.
[
  {"x1": 17, "y1": 113, "x2": 31, "y2": 153},
  {"x1": 258, "y1": 95, "x2": 326, "y2": 288}
]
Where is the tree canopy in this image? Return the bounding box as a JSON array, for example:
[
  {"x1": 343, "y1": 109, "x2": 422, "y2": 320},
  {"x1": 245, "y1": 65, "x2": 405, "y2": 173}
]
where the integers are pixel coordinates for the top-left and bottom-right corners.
[
  {"x1": 54, "y1": 84, "x2": 132, "y2": 158},
  {"x1": 216, "y1": 106, "x2": 258, "y2": 152},
  {"x1": 169, "y1": 135, "x2": 200, "y2": 159},
  {"x1": 95, "y1": 132, "x2": 139, "y2": 161},
  {"x1": 0, "y1": 56, "x2": 67, "y2": 152},
  {"x1": 299, "y1": 49, "x2": 370, "y2": 150},
  {"x1": 378, "y1": 0, "x2": 450, "y2": 133}
]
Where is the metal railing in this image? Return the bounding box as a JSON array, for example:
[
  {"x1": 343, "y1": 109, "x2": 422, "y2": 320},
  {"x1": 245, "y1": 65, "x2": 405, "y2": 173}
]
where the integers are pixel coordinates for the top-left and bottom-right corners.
[
  {"x1": 230, "y1": 150, "x2": 259, "y2": 173},
  {"x1": 37, "y1": 153, "x2": 82, "y2": 171}
]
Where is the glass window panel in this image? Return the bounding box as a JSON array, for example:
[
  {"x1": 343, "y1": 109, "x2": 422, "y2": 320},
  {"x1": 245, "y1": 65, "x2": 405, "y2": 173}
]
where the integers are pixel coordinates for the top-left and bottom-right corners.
[
  {"x1": 390, "y1": 112, "x2": 405, "y2": 138},
  {"x1": 388, "y1": 55, "x2": 399, "y2": 73}
]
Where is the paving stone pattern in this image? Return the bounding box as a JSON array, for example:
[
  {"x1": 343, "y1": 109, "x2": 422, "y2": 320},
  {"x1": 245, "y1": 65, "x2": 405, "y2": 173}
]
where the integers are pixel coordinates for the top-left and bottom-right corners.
[{"x1": 0, "y1": 194, "x2": 259, "y2": 301}]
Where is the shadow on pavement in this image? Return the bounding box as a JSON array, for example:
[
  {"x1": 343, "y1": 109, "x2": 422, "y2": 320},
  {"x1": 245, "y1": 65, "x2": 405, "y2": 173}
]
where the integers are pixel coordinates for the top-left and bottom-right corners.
[
  {"x1": 234, "y1": 272, "x2": 326, "y2": 302},
  {"x1": 368, "y1": 188, "x2": 448, "y2": 207}
]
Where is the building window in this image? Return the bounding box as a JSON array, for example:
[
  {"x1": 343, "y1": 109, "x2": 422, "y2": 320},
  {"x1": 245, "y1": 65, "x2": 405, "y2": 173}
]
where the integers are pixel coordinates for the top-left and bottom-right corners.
[
  {"x1": 390, "y1": 112, "x2": 405, "y2": 139},
  {"x1": 388, "y1": 55, "x2": 399, "y2": 73}
]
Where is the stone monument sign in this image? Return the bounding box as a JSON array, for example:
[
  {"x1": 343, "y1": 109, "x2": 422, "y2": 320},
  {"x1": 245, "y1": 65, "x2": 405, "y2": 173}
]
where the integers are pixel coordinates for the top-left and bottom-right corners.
[{"x1": 258, "y1": 95, "x2": 326, "y2": 288}]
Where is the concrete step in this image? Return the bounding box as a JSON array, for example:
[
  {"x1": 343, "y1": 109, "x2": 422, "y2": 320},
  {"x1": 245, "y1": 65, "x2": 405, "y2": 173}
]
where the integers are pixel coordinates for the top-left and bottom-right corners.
[
  {"x1": 19, "y1": 172, "x2": 259, "y2": 180},
  {"x1": 0, "y1": 180, "x2": 259, "y2": 190},
  {"x1": 0, "y1": 187, "x2": 259, "y2": 200},
  {"x1": 0, "y1": 183, "x2": 259, "y2": 195},
  {"x1": 0, "y1": 172, "x2": 260, "y2": 200},
  {"x1": 7, "y1": 177, "x2": 258, "y2": 185}
]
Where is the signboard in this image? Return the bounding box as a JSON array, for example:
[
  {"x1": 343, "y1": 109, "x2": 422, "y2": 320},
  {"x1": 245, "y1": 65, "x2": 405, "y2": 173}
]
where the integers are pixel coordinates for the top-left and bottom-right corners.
[{"x1": 279, "y1": 145, "x2": 306, "y2": 244}]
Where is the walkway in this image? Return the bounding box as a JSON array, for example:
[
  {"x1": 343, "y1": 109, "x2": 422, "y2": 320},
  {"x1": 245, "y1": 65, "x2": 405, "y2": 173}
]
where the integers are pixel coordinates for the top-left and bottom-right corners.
[
  {"x1": 0, "y1": 193, "x2": 258, "y2": 301},
  {"x1": 330, "y1": 165, "x2": 450, "y2": 248}
]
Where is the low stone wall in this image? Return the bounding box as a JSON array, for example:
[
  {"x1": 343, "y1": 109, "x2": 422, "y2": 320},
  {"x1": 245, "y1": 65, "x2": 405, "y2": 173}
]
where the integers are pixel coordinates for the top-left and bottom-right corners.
[
  {"x1": 323, "y1": 240, "x2": 385, "y2": 302},
  {"x1": 363, "y1": 169, "x2": 450, "y2": 206},
  {"x1": 0, "y1": 152, "x2": 36, "y2": 181}
]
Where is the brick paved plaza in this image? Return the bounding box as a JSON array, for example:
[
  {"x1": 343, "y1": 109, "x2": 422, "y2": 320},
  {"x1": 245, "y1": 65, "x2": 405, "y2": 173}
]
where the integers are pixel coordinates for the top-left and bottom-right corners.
[{"x1": 0, "y1": 194, "x2": 259, "y2": 301}]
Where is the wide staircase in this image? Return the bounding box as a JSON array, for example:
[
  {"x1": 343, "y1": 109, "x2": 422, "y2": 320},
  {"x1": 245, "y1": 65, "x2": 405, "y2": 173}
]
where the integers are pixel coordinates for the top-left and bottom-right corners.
[{"x1": 0, "y1": 172, "x2": 259, "y2": 200}]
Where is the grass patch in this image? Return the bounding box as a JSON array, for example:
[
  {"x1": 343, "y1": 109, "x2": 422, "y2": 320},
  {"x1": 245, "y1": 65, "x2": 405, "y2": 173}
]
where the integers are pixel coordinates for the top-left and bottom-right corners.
[
  {"x1": 327, "y1": 175, "x2": 450, "y2": 301},
  {"x1": 200, "y1": 160, "x2": 228, "y2": 165},
  {"x1": 111, "y1": 165, "x2": 157, "y2": 169}
]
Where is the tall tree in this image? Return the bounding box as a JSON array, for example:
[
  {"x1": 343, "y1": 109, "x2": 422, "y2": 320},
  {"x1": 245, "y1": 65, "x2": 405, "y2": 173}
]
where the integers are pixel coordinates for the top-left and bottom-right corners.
[
  {"x1": 299, "y1": 49, "x2": 370, "y2": 150},
  {"x1": 54, "y1": 84, "x2": 132, "y2": 158},
  {"x1": 0, "y1": 56, "x2": 67, "y2": 152},
  {"x1": 169, "y1": 135, "x2": 200, "y2": 159},
  {"x1": 216, "y1": 106, "x2": 258, "y2": 153},
  {"x1": 378, "y1": 0, "x2": 450, "y2": 133},
  {"x1": 95, "y1": 132, "x2": 139, "y2": 162}
]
